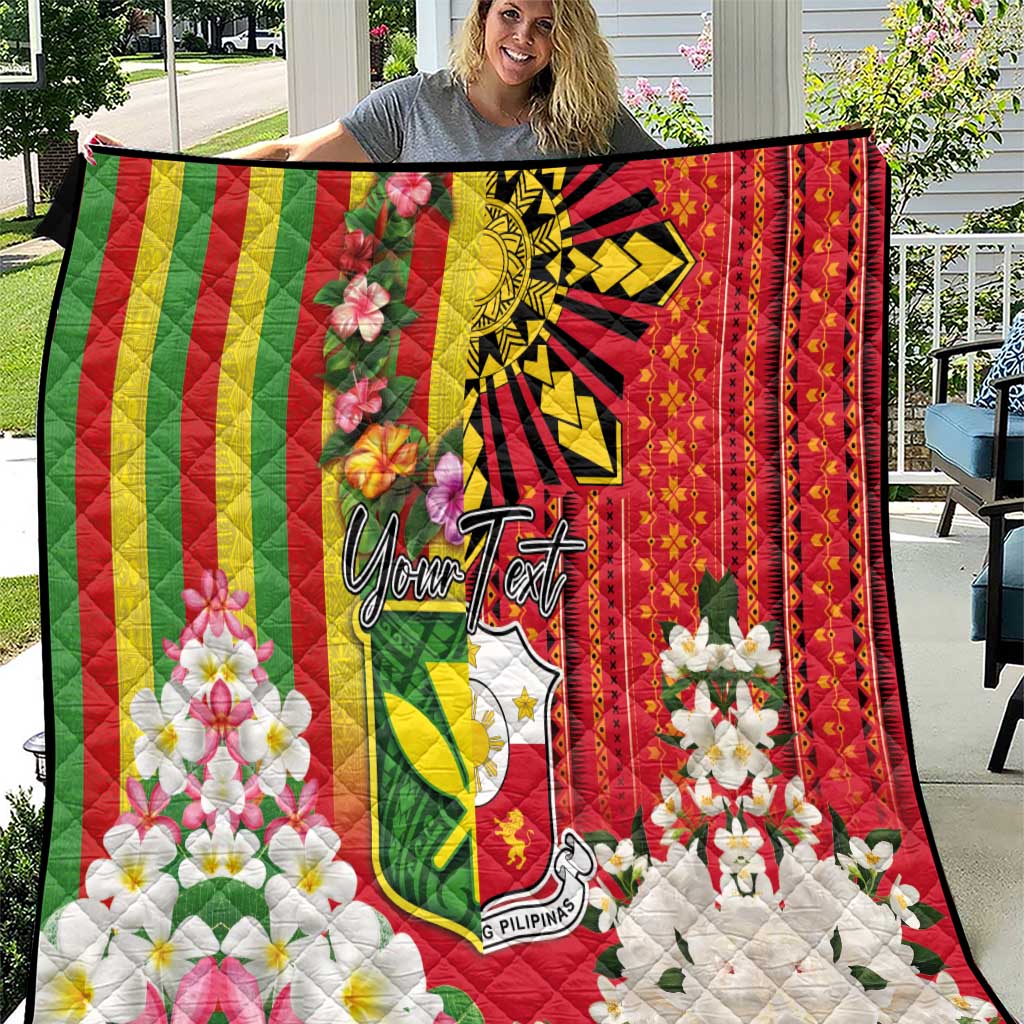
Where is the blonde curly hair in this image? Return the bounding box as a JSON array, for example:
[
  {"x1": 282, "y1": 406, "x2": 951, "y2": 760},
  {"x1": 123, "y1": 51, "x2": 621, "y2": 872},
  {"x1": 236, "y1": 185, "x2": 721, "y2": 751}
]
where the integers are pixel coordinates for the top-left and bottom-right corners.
[{"x1": 449, "y1": 0, "x2": 622, "y2": 156}]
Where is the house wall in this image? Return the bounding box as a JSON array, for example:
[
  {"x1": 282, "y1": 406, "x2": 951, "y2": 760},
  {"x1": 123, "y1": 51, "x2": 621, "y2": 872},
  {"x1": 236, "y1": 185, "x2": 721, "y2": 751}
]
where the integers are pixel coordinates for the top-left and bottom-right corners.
[{"x1": 444, "y1": 0, "x2": 1023, "y2": 228}]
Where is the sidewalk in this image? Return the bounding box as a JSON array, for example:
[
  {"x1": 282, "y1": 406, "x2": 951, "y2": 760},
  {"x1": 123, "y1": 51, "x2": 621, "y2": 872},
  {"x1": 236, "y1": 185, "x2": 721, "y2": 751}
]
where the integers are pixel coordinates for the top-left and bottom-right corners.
[
  {"x1": 0, "y1": 436, "x2": 39, "y2": 578},
  {"x1": 0, "y1": 236, "x2": 60, "y2": 274}
]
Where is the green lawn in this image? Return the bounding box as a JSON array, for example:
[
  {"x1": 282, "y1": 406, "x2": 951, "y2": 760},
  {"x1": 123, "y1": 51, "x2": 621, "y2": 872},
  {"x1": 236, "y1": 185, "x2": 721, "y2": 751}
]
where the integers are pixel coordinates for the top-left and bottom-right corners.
[
  {"x1": 185, "y1": 110, "x2": 288, "y2": 156},
  {"x1": 0, "y1": 252, "x2": 61, "y2": 436},
  {"x1": 0, "y1": 204, "x2": 51, "y2": 251},
  {"x1": 118, "y1": 52, "x2": 274, "y2": 65},
  {"x1": 0, "y1": 576, "x2": 40, "y2": 665}
]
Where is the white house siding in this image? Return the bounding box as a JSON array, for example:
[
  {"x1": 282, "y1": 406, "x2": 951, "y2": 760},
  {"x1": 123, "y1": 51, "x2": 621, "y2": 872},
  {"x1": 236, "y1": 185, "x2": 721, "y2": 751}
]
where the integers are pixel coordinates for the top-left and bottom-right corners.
[{"x1": 445, "y1": 0, "x2": 1022, "y2": 227}]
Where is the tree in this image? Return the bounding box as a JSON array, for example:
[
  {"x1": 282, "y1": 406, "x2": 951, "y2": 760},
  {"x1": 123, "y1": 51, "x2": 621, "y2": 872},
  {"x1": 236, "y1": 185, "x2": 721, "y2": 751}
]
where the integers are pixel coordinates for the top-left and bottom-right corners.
[
  {"x1": 369, "y1": 0, "x2": 415, "y2": 36},
  {"x1": 0, "y1": 0, "x2": 128, "y2": 216}
]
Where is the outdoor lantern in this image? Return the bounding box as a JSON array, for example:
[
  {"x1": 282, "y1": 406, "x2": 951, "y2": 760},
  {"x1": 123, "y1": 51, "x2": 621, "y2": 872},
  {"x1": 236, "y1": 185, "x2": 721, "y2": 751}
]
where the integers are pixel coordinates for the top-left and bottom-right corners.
[{"x1": 23, "y1": 731, "x2": 45, "y2": 783}]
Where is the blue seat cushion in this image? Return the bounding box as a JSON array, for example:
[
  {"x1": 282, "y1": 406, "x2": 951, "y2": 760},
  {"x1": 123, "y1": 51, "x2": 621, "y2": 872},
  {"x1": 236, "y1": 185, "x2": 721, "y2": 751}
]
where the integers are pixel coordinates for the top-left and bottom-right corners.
[
  {"x1": 972, "y1": 524, "x2": 1024, "y2": 642},
  {"x1": 976, "y1": 311, "x2": 1024, "y2": 417},
  {"x1": 924, "y1": 402, "x2": 1024, "y2": 482}
]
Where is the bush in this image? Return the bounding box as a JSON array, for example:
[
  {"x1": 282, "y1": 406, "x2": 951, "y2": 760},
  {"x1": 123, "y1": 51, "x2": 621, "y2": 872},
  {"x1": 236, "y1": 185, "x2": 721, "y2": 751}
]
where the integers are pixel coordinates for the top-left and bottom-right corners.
[
  {"x1": 0, "y1": 790, "x2": 44, "y2": 1017},
  {"x1": 384, "y1": 30, "x2": 417, "y2": 82},
  {"x1": 180, "y1": 29, "x2": 207, "y2": 54}
]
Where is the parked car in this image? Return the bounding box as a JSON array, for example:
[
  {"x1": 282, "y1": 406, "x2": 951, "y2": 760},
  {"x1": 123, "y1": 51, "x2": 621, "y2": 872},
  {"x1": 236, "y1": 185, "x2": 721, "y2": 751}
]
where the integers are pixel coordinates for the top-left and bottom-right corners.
[{"x1": 220, "y1": 28, "x2": 284, "y2": 55}]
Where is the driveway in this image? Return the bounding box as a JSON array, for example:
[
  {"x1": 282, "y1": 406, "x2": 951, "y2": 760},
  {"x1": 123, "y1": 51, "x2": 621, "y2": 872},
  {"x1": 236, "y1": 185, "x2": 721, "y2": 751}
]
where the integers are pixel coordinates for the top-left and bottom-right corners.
[{"x1": 0, "y1": 60, "x2": 288, "y2": 212}]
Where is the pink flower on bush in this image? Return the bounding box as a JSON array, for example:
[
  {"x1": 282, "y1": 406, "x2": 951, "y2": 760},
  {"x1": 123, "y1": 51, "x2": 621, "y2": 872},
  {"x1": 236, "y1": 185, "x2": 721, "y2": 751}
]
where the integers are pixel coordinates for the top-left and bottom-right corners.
[
  {"x1": 330, "y1": 275, "x2": 391, "y2": 343},
  {"x1": 623, "y1": 85, "x2": 641, "y2": 109},
  {"x1": 370, "y1": 23, "x2": 390, "y2": 39},
  {"x1": 183, "y1": 569, "x2": 249, "y2": 640},
  {"x1": 189, "y1": 678, "x2": 253, "y2": 765},
  {"x1": 386, "y1": 171, "x2": 432, "y2": 217},
  {"x1": 426, "y1": 452, "x2": 464, "y2": 545},
  {"x1": 337, "y1": 229, "x2": 376, "y2": 279},
  {"x1": 335, "y1": 376, "x2": 388, "y2": 432},
  {"x1": 264, "y1": 778, "x2": 330, "y2": 843},
  {"x1": 667, "y1": 77, "x2": 690, "y2": 104},
  {"x1": 115, "y1": 778, "x2": 181, "y2": 843}
]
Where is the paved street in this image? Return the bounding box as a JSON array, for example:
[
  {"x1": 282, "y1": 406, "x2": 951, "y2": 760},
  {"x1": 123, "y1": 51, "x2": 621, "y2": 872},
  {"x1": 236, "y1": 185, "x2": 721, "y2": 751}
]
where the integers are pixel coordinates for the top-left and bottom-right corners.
[{"x1": 0, "y1": 59, "x2": 288, "y2": 211}]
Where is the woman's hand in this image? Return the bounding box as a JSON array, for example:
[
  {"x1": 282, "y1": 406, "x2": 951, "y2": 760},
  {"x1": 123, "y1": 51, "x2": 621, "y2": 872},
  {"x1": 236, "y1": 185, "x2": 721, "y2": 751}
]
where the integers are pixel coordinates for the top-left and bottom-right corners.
[{"x1": 80, "y1": 131, "x2": 125, "y2": 165}]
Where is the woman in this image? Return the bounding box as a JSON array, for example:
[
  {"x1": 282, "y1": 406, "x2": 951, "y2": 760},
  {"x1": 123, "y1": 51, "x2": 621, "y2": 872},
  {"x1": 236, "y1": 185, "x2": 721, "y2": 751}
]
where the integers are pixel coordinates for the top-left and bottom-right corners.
[{"x1": 86, "y1": 0, "x2": 659, "y2": 163}]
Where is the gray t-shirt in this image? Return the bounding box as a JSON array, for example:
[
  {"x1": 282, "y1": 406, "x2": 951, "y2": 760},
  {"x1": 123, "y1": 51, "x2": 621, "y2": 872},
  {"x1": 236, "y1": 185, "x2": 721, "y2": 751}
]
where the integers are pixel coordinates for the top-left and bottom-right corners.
[{"x1": 341, "y1": 68, "x2": 660, "y2": 163}]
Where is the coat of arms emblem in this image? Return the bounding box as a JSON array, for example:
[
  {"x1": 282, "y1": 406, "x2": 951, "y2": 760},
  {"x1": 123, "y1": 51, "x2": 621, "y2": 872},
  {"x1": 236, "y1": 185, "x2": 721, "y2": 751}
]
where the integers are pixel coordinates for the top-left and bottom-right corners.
[{"x1": 357, "y1": 601, "x2": 595, "y2": 952}]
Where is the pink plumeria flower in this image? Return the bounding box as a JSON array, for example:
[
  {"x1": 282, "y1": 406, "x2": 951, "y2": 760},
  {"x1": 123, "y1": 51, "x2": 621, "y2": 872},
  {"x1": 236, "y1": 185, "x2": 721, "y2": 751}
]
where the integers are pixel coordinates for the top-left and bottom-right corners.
[
  {"x1": 237, "y1": 624, "x2": 274, "y2": 684},
  {"x1": 386, "y1": 171, "x2": 432, "y2": 217},
  {"x1": 269, "y1": 986, "x2": 301, "y2": 1024},
  {"x1": 183, "y1": 569, "x2": 249, "y2": 640},
  {"x1": 132, "y1": 983, "x2": 169, "y2": 1024},
  {"x1": 264, "y1": 779, "x2": 330, "y2": 844},
  {"x1": 181, "y1": 762, "x2": 263, "y2": 833},
  {"x1": 335, "y1": 377, "x2": 387, "y2": 433},
  {"x1": 426, "y1": 452, "x2": 464, "y2": 545},
  {"x1": 115, "y1": 777, "x2": 181, "y2": 843},
  {"x1": 169, "y1": 957, "x2": 264, "y2": 1024},
  {"x1": 189, "y1": 678, "x2": 253, "y2": 765},
  {"x1": 330, "y1": 275, "x2": 390, "y2": 343}
]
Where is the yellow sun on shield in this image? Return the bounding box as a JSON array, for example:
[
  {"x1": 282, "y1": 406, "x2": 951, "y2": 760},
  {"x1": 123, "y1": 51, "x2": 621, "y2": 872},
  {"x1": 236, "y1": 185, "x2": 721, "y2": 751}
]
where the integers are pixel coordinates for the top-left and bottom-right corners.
[{"x1": 467, "y1": 695, "x2": 506, "y2": 789}]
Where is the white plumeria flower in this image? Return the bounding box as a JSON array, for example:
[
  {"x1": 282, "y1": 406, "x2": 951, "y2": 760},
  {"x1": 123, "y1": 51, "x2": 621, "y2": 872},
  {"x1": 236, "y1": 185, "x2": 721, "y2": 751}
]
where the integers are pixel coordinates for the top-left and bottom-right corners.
[
  {"x1": 720, "y1": 865, "x2": 774, "y2": 903},
  {"x1": 671, "y1": 682, "x2": 717, "y2": 751},
  {"x1": 265, "y1": 824, "x2": 356, "y2": 935},
  {"x1": 738, "y1": 775, "x2": 776, "y2": 817},
  {"x1": 705, "y1": 642, "x2": 753, "y2": 672},
  {"x1": 707, "y1": 720, "x2": 772, "y2": 790},
  {"x1": 784, "y1": 777, "x2": 822, "y2": 830},
  {"x1": 726, "y1": 852, "x2": 768, "y2": 895},
  {"x1": 84, "y1": 823, "x2": 178, "y2": 931},
  {"x1": 290, "y1": 902, "x2": 442, "y2": 1024},
  {"x1": 713, "y1": 818, "x2": 764, "y2": 872},
  {"x1": 239, "y1": 683, "x2": 312, "y2": 795},
  {"x1": 588, "y1": 880, "x2": 619, "y2": 932},
  {"x1": 114, "y1": 914, "x2": 218, "y2": 1001},
  {"x1": 36, "y1": 899, "x2": 147, "y2": 1024},
  {"x1": 887, "y1": 875, "x2": 922, "y2": 929},
  {"x1": 660, "y1": 619, "x2": 711, "y2": 678},
  {"x1": 934, "y1": 971, "x2": 997, "y2": 1021},
  {"x1": 589, "y1": 975, "x2": 627, "y2": 1024},
  {"x1": 200, "y1": 746, "x2": 245, "y2": 822},
  {"x1": 728, "y1": 617, "x2": 782, "y2": 677},
  {"x1": 690, "y1": 777, "x2": 729, "y2": 817},
  {"x1": 735, "y1": 681, "x2": 779, "y2": 747},
  {"x1": 849, "y1": 836, "x2": 894, "y2": 873},
  {"x1": 179, "y1": 820, "x2": 266, "y2": 889},
  {"x1": 595, "y1": 838, "x2": 635, "y2": 878},
  {"x1": 178, "y1": 626, "x2": 258, "y2": 700},
  {"x1": 651, "y1": 776, "x2": 683, "y2": 830},
  {"x1": 222, "y1": 915, "x2": 316, "y2": 1003},
  {"x1": 131, "y1": 683, "x2": 204, "y2": 796}
]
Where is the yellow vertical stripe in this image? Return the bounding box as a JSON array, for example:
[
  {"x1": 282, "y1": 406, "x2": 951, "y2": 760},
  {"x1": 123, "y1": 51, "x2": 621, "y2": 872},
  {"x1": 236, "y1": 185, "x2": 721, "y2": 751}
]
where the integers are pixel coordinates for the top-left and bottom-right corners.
[
  {"x1": 325, "y1": 171, "x2": 378, "y2": 833},
  {"x1": 216, "y1": 166, "x2": 285, "y2": 630},
  {"x1": 112, "y1": 160, "x2": 185, "y2": 804}
]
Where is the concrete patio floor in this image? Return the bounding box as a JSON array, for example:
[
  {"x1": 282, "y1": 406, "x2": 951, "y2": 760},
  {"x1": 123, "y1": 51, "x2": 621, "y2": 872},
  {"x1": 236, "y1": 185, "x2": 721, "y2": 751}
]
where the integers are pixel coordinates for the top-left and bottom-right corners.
[{"x1": 0, "y1": 495, "x2": 1021, "y2": 1019}]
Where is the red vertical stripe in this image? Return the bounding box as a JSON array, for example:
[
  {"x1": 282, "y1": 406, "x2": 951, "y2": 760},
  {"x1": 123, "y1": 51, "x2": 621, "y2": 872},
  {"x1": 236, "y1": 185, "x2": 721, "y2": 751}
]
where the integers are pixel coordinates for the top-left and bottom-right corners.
[
  {"x1": 76, "y1": 157, "x2": 152, "y2": 878},
  {"x1": 180, "y1": 164, "x2": 251, "y2": 586}
]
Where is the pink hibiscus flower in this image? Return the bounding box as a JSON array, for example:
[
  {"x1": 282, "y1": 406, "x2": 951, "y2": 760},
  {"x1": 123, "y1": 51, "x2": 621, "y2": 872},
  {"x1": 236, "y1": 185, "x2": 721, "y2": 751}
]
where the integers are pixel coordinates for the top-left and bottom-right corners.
[
  {"x1": 330, "y1": 275, "x2": 391, "y2": 343},
  {"x1": 337, "y1": 229, "x2": 376, "y2": 279},
  {"x1": 426, "y1": 452, "x2": 464, "y2": 545},
  {"x1": 264, "y1": 779, "x2": 330, "y2": 844},
  {"x1": 335, "y1": 376, "x2": 388, "y2": 433},
  {"x1": 115, "y1": 777, "x2": 181, "y2": 843},
  {"x1": 189, "y1": 678, "x2": 253, "y2": 765},
  {"x1": 183, "y1": 569, "x2": 249, "y2": 640},
  {"x1": 386, "y1": 171, "x2": 432, "y2": 217}
]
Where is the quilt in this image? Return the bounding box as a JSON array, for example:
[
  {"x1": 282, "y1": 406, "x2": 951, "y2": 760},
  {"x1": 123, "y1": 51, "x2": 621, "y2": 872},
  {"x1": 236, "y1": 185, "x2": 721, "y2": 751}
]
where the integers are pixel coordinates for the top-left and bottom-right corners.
[{"x1": 27, "y1": 129, "x2": 1012, "y2": 1024}]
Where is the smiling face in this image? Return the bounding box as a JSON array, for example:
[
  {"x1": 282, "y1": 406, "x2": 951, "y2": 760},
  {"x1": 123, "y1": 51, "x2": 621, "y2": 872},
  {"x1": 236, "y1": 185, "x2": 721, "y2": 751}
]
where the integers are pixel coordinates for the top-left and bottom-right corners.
[{"x1": 481, "y1": 0, "x2": 555, "y2": 87}]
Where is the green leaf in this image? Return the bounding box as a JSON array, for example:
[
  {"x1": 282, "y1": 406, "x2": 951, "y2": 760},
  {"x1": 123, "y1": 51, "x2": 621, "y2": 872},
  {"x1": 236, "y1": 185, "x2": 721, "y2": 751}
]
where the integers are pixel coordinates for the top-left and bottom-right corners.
[
  {"x1": 654, "y1": 731, "x2": 685, "y2": 748},
  {"x1": 323, "y1": 327, "x2": 354, "y2": 360},
  {"x1": 830, "y1": 928, "x2": 842, "y2": 963},
  {"x1": 377, "y1": 376, "x2": 417, "y2": 421},
  {"x1": 903, "y1": 940, "x2": 945, "y2": 976},
  {"x1": 385, "y1": 301, "x2": 418, "y2": 328},
  {"x1": 908, "y1": 901, "x2": 944, "y2": 929},
  {"x1": 581, "y1": 905, "x2": 604, "y2": 931},
  {"x1": 319, "y1": 430, "x2": 356, "y2": 466},
  {"x1": 428, "y1": 986, "x2": 485, "y2": 1024},
  {"x1": 345, "y1": 203, "x2": 380, "y2": 237},
  {"x1": 660, "y1": 621, "x2": 677, "y2": 646},
  {"x1": 583, "y1": 830, "x2": 619, "y2": 852},
  {"x1": 674, "y1": 929, "x2": 693, "y2": 964},
  {"x1": 830, "y1": 807, "x2": 851, "y2": 859},
  {"x1": 761, "y1": 620, "x2": 781, "y2": 641},
  {"x1": 689, "y1": 822, "x2": 709, "y2": 865},
  {"x1": 357, "y1": 508, "x2": 383, "y2": 555},
  {"x1": 631, "y1": 807, "x2": 650, "y2": 862},
  {"x1": 355, "y1": 335, "x2": 392, "y2": 378},
  {"x1": 314, "y1": 279, "x2": 345, "y2": 306},
  {"x1": 864, "y1": 828, "x2": 902, "y2": 855},
  {"x1": 658, "y1": 967, "x2": 686, "y2": 993},
  {"x1": 595, "y1": 944, "x2": 624, "y2": 980},
  {"x1": 433, "y1": 186, "x2": 454, "y2": 222},
  {"x1": 850, "y1": 965, "x2": 888, "y2": 991},
  {"x1": 405, "y1": 492, "x2": 439, "y2": 560},
  {"x1": 697, "y1": 570, "x2": 739, "y2": 643}
]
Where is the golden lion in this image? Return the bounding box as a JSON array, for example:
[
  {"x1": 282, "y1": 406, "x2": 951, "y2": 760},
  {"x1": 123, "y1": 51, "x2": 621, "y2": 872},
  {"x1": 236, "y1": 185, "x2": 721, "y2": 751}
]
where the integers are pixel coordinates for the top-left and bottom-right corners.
[{"x1": 494, "y1": 809, "x2": 534, "y2": 870}]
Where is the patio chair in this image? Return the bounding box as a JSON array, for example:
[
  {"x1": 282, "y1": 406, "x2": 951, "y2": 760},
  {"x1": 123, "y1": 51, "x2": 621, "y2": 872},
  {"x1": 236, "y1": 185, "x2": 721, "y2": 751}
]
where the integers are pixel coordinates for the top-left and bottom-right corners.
[
  {"x1": 924, "y1": 311, "x2": 1024, "y2": 537},
  {"x1": 973, "y1": 496, "x2": 1024, "y2": 772}
]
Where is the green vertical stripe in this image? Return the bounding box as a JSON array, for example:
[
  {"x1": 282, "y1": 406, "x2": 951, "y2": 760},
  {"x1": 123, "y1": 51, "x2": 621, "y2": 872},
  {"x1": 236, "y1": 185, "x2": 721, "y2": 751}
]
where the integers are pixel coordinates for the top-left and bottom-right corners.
[
  {"x1": 40, "y1": 154, "x2": 120, "y2": 921},
  {"x1": 145, "y1": 162, "x2": 218, "y2": 680},
  {"x1": 250, "y1": 170, "x2": 318, "y2": 694}
]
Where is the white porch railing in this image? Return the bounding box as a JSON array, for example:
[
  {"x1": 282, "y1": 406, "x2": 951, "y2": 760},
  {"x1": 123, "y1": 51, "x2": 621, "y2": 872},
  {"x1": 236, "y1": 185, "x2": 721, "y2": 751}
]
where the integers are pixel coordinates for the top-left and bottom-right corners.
[{"x1": 889, "y1": 232, "x2": 1024, "y2": 485}]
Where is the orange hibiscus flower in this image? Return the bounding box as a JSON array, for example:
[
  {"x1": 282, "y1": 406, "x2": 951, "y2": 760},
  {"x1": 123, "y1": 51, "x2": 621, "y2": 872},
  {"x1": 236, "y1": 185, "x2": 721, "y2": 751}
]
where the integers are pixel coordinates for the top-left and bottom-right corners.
[{"x1": 345, "y1": 423, "x2": 418, "y2": 499}]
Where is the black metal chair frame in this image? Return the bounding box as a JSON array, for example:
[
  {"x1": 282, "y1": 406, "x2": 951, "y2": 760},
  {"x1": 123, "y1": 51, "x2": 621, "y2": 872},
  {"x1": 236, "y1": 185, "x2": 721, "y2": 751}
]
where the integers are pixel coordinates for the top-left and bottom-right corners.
[{"x1": 929, "y1": 339, "x2": 1022, "y2": 536}]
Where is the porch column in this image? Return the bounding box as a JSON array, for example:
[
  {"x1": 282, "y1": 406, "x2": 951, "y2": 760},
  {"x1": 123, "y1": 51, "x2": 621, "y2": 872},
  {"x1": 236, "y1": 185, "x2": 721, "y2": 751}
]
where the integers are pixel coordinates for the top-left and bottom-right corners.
[
  {"x1": 284, "y1": 0, "x2": 370, "y2": 135},
  {"x1": 712, "y1": 0, "x2": 804, "y2": 144},
  {"x1": 416, "y1": 0, "x2": 451, "y2": 73}
]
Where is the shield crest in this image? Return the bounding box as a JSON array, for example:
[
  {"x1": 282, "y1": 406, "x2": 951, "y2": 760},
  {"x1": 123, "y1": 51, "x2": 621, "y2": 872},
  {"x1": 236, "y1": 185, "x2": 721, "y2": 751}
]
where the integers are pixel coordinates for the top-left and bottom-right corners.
[{"x1": 357, "y1": 602, "x2": 595, "y2": 952}]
